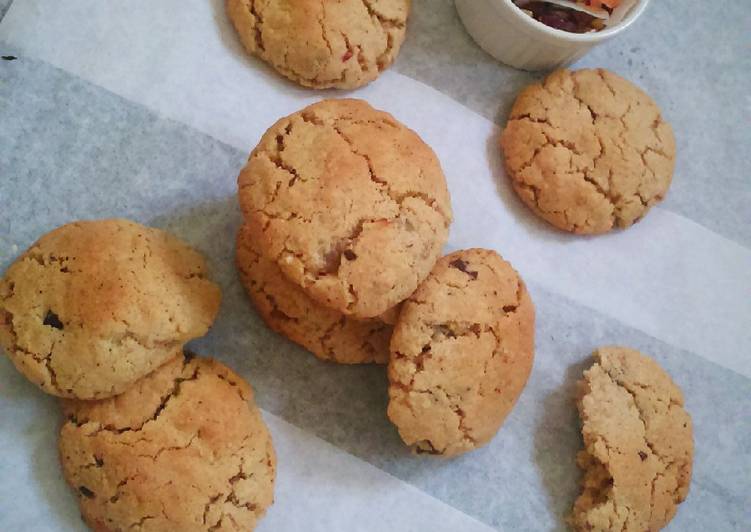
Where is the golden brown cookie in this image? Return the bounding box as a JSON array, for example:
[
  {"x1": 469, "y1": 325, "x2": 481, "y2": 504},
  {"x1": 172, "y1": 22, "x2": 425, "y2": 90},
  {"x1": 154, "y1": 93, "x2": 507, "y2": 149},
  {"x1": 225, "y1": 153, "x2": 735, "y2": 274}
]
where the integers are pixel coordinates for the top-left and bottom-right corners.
[
  {"x1": 0, "y1": 219, "x2": 221, "y2": 400},
  {"x1": 226, "y1": 0, "x2": 410, "y2": 89},
  {"x1": 387, "y1": 249, "x2": 535, "y2": 457},
  {"x1": 501, "y1": 69, "x2": 676, "y2": 234},
  {"x1": 572, "y1": 346, "x2": 693, "y2": 531},
  {"x1": 237, "y1": 99, "x2": 452, "y2": 319},
  {"x1": 59, "y1": 353, "x2": 276, "y2": 532},
  {"x1": 236, "y1": 223, "x2": 393, "y2": 364}
]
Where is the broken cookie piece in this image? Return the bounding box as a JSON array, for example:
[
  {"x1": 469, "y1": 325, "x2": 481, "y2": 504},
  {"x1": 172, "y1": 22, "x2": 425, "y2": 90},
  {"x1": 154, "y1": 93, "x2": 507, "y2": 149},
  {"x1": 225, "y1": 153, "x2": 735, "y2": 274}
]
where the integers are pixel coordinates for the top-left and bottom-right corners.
[
  {"x1": 59, "y1": 353, "x2": 276, "y2": 532},
  {"x1": 387, "y1": 249, "x2": 535, "y2": 457},
  {"x1": 571, "y1": 346, "x2": 693, "y2": 531},
  {"x1": 0, "y1": 219, "x2": 221, "y2": 400}
]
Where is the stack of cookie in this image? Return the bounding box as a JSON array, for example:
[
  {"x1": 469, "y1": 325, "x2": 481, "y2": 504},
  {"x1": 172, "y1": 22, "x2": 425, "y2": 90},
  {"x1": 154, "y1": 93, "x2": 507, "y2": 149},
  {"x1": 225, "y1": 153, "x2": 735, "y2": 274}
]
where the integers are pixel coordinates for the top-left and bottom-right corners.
[
  {"x1": 235, "y1": 98, "x2": 537, "y2": 456},
  {"x1": 0, "y1": 219, "x2": 276, "y2": 531}
]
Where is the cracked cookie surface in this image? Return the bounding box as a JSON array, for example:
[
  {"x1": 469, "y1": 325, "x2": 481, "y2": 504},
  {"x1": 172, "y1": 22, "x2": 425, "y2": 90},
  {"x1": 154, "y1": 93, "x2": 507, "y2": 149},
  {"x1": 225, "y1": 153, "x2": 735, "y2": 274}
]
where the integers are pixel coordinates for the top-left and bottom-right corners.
[
  {"x1": 572, "y1": 346, "x2": 693, "y2": 532},
  {"x1": 387, "y1": 249, "x2": 534, "y2": 457},
  {"x1": 226, "y1": 0, "x2": 410, "y2": 89},
  {"x1": 238, "y1": 99, "x2": 452, "y2": 319},
  {"x1": 501, "y1": 69, "x2": 676, "y2": 234},
  {"x1": 236, "y1": 223, "x2": 393, "y2": 364},
  {"x1": 59, "y1": 353, "x2": 276, "y2": 532},
  {"x1": 0, "y1": 219, "x2": 221, "y2": 399}
]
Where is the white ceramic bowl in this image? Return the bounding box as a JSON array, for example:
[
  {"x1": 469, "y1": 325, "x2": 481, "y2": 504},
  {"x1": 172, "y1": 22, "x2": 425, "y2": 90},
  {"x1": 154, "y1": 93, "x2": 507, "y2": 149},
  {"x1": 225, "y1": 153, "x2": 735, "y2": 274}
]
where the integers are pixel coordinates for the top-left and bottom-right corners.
[{"x1": 455, "y1": 0, "x2": 650, "y2": 71}]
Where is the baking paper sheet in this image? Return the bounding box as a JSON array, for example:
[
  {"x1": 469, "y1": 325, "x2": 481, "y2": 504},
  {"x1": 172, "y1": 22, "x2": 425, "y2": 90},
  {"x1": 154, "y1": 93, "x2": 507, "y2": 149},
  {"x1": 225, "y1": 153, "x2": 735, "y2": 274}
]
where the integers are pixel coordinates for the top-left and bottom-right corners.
[
  {"x1": 3, "y1": 0, "x2": 748, "y2": 376},
  {"x1": 0, "y1": 0, "x2": 749, "y2": 530}
]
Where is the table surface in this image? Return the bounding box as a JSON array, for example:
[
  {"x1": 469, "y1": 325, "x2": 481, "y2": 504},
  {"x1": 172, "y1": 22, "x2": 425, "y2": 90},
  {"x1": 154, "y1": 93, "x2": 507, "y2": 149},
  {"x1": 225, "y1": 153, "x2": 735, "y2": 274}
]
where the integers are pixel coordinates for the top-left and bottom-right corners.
[{"x1": 1, "y1": 1, "x2": 749, "y2": 531}]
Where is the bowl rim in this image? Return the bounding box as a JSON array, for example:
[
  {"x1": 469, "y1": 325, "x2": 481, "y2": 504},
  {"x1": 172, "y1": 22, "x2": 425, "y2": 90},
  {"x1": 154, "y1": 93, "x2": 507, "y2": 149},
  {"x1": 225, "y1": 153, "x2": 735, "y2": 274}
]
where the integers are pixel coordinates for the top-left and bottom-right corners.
[{"x1": 496, "y1": 0, "x2": 651, "y2": 42}]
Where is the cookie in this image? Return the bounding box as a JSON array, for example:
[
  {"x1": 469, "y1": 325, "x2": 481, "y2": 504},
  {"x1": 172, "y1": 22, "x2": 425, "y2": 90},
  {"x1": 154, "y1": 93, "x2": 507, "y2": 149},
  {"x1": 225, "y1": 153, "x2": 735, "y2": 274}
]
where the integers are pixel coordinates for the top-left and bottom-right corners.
[
  {"x1": 238, "y1": 99, "x2": 452, "y2": 319},
  {"x1": 0, "y1": 219, "x2": 221, "y2": 399},
  {"x1": 226, "y1": 0, "x2": 410, "y2": 89},
  {"x1": 501, "y1": 69, "x2": 676, "y2": 234},
  {"x1": 59, "y1": 353, "x2": 276, "y2": 532},
  {"x1": 236, "y1": 223, "x2": 393, "y2": 364},
  {"x1": 387, "y1": 249, "x2": 535, "y2": 457},
  {"x1": 572, "y1": 346, "x2": 693, "y2": 531}
]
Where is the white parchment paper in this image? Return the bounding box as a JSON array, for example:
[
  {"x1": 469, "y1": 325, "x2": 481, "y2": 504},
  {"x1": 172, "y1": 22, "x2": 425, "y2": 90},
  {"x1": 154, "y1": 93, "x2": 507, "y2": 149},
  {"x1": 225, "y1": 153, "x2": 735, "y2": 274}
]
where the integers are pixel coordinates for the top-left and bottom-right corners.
[{"x1": 0, "y1": 1, "x2": 749, "y2": 531}]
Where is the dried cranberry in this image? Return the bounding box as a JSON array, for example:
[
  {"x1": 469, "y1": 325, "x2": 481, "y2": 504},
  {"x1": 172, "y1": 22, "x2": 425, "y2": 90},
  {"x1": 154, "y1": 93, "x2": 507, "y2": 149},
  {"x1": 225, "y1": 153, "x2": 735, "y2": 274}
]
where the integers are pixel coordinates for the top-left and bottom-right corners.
[
  {"x1": 522, "y1": 2, "x2": 598, "y2": 33},
  {"x1": 538, "y1": 10, "x2": 580, "y2": 32}
]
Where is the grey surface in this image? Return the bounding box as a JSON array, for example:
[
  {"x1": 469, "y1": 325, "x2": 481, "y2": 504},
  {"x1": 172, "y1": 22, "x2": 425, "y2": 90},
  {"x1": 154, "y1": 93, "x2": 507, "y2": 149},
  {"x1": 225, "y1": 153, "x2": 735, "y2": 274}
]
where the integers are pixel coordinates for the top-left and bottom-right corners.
[
  {"x1": 1, "y1": 51, "x2": 749, "y2": 530},
  {"x1": 393, "y1": 0, "x2": 751, "y2": 247},
  {"x1": 0, "y1": 357, "x2": 83, "y2": 531},
  {"x1": 0, "y1": 0, "x2": 12, "y2": 22}
]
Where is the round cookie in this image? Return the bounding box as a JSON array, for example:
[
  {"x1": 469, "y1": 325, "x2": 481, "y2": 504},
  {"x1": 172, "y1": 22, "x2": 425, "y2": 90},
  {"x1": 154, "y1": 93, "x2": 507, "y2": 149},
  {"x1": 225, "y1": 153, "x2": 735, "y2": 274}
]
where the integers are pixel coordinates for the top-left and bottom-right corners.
[
  {"x1": 500, "y1": 68, "x2": 676, "y2": 234},
  {"x1": 236, "y1": 223, "x2": 394, "y2": 364},
  {"x1": 572, "y1": 346, "x2": 693, "y2": 532},
  {"x1": 59, "y1": 353, "x2": 276, "y2": 532},
  {"x1": 387, "y1": 248, "x2": 535, "y2": 457},
  {"x1": 0, "y1": 219, "x2": 221, "y2": 399},
  {"x1": 238, "y1": 99, "x2": 452, "y2": 319},
  {"x1": 226, "y1": 0, "x2": 410, "y2": 90}
]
